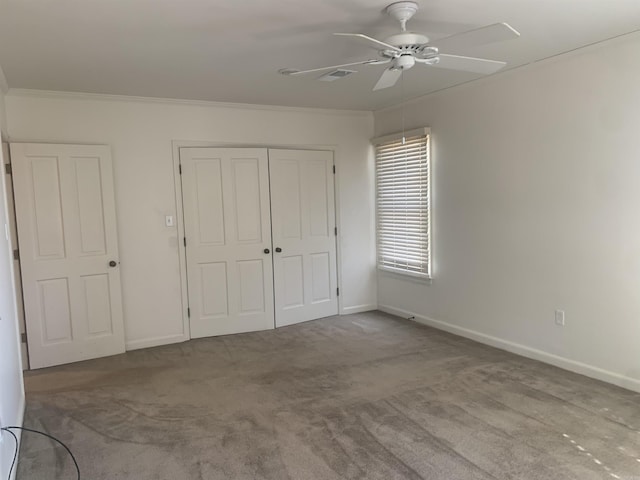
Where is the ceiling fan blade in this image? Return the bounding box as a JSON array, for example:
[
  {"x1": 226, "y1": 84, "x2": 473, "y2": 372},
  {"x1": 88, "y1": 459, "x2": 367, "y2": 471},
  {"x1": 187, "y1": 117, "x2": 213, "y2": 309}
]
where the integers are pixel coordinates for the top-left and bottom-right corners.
[
  {"x1": 281, "y1": 59, "x2": 389, "y2": 76},
  {"x1": 431, "y1": 23, "x2": 520, "y2": 52},
  {"x1": 334, "y1": 33, "x2": 401, "y2": 52},
  {"x1": 373, "y1": 68, "x2": 402, "y2": 91},
  {"x1": 429, "y1": 54, "x2": 506, "y2": 75}
]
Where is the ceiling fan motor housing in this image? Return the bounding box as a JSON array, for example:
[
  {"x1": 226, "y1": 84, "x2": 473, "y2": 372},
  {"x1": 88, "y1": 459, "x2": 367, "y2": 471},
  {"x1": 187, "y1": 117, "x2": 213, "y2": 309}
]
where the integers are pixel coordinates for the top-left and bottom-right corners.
[{"x1": 385, "y1": 32, "x2": 429, "y2": 48}]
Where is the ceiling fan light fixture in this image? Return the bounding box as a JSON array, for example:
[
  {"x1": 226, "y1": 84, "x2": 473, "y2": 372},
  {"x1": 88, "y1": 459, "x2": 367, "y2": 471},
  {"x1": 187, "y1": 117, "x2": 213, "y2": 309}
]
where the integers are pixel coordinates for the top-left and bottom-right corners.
[{"x1": 394, "y1": 54, "x2": 416, "y2": 70}]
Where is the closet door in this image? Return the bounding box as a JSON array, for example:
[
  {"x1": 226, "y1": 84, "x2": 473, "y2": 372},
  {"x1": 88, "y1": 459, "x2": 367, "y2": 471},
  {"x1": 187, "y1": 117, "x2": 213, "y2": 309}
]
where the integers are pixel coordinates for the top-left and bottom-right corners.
[
  {"x1": 181, "y1": 148, "x2": 274, "y2": 338},
  {"x1": 269, "y1": 149, "x2": 338, "y2": 327}
]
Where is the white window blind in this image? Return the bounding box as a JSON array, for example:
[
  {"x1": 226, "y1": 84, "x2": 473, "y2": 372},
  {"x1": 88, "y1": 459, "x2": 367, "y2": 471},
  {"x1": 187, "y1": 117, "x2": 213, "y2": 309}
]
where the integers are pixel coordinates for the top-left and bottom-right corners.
[{"x1": 375, "y1": 129, "x2": 431, "y2": 278}]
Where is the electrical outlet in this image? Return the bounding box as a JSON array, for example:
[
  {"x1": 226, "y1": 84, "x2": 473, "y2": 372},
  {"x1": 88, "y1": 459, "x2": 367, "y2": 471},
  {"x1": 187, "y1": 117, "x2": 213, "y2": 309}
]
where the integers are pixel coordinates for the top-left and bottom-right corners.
[{"x1": 555, "y1": 310, "x2": 565, "y2": 326}]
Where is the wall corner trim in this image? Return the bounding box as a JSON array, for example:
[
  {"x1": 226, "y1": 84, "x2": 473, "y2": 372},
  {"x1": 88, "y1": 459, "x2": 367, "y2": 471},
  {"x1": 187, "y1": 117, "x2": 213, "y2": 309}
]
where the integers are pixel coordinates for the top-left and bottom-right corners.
[{"x1": 378, "y1": 304, "x2": 640, "y2": 394}]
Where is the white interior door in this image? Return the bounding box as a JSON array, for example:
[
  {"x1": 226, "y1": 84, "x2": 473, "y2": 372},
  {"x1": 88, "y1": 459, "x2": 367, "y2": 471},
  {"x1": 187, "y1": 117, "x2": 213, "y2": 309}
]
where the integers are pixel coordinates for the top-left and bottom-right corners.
[
  {"x1": 11, "y1": 143, "x2": 125, "y2": 368},
  {"x1": 181, "y1": 148, "x2": 274, "y2": 338},
  {"x1": 269, "y1": 149, "x2": 338, "y2": 327}
]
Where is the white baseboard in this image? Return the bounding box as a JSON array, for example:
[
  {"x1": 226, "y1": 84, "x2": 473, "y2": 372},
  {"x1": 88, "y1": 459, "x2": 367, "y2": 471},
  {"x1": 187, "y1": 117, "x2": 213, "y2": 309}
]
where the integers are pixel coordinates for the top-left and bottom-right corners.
[
  {"x1": 125, "y1": 333, "x2": 188, "y2": 351},
  {"x1": 378, "y1": 304, "x2": 640, "y2": 394},
  {"x1": 341, "y1": 304, "x2": 378, "y2": 315}
]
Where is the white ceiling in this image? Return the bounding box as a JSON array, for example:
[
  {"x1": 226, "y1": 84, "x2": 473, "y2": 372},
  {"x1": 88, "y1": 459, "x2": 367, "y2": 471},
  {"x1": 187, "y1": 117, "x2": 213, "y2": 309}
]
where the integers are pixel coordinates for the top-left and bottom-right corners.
[{"x1": 0, "y1": 0, "x2": 639, "y2": 111}]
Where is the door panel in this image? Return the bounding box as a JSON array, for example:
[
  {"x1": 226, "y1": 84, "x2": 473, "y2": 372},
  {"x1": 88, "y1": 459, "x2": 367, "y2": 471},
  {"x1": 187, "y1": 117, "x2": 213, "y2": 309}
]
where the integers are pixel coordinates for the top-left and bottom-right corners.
[
  {"x1": 31, "y1": 157, "x2": 65, "y2": 259},
  {"x1": 39, "y1": 278, "x2": 72, "y2": 343},
  {"x1": 277, "y1": 161, "x2": 302, "y2": 239},
  {"x1": 232, "y1": 159, "x2": 263, "y2": 243},
  {"x1": 270, "y1": 149, "x2": 338, "y2": 327},
  {"x1": 75, "y1": 157, "x2": 107, "y2": 255},
  {"x1": 181, "y1": 148, "x2": 274, "y2": 338},
  {"x1": 310, "y1": 252, "x2": 331, "y2": 302},
  {"x1": 11, "y1": 143, "x2": 125, "y2": 368},
  {"x1": 307, "y1": 160, "x2": 329, "y2": 237},
  {"x1": 282, "y1": 255, "x2": 304, "y2": 309},
  {"x1": 195, "y1": 159, "x2": 225, "y2": 245},
  {"x1": 199, "y1": 262, "x2": 228, "y2": 318},
  {"x1": 237, "y1": 260, "x2": 265, "y2": 313},
  {"x1": 82, "y1": 274, "x2": 112, "y2": 336}
]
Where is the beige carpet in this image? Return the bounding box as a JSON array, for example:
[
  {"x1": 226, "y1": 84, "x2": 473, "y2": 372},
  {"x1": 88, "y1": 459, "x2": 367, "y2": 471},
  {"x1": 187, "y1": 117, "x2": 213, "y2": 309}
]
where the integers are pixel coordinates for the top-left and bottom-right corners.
[{"x1": 17, "y1": 311, "x2": 640, "y2": 479}]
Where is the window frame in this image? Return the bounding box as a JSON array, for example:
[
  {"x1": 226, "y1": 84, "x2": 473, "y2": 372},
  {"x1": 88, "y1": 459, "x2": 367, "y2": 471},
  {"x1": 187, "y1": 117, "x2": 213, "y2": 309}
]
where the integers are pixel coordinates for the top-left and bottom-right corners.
[{"x1": 373, "y1": 127, "x2": 432, "y2": 280}]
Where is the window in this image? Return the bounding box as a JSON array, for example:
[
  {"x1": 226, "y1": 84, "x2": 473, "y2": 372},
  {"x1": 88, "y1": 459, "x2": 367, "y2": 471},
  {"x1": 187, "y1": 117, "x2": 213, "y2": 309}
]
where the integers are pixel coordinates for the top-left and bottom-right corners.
[{"x1": 374, "y1": 128, "x2": 431, "y2": 279}]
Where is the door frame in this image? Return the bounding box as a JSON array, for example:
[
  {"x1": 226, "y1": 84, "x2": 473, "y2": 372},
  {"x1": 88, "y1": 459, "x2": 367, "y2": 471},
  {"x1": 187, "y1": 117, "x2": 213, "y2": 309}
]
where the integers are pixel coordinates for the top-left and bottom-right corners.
[
  {"x1": 2, "y1": 142, "x2": 29, "y2": 370},
  {"x1": 171, "y1": 140, "x2": 345, "y2": 340}
]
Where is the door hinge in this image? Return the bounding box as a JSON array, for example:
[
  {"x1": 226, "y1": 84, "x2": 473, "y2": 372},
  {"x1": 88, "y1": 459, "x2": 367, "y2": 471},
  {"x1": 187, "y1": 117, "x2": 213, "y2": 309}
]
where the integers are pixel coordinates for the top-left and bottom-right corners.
[
  {"x1": 336, "y1": 287, "x2": 340, "y2": 297},
  {"x1": 13, "y1": 249, "x2": 19, "y2": 261},
  {"x1": 21, "y1": 333, "x2": 27, "y2": 344},
  {"x1": 183, "y1": 237, "x2": 187, "y2": 247},
  {"x1": 187, "y1": 307, "x2": 191, "y2": 318},
  {"x1": 4, "y1": 163, "x2": 11, "y2": 175},
  {"x1": 334, "y1": 226, "x2": 337, "y2": 236},
  {"x1": 332, "y1": 165, "x2": 336, "y2": 174},
  {"x1": 178, "y1": 164, "x2": 182, "y2": 175}
]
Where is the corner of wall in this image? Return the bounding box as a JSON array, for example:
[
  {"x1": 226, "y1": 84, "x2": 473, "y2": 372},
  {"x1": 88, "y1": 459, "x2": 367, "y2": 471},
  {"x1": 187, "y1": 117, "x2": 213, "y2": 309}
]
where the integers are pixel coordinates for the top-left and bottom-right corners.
[{"x1": 0, "y1": 76, "x2": 26, "y2": 478}]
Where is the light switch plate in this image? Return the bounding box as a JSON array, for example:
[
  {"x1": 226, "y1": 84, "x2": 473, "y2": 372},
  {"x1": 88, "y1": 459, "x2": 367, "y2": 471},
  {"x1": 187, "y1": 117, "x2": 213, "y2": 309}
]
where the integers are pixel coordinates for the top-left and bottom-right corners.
[{"x1": 165, "y1": 215, "x2": 174, "y2": 227}]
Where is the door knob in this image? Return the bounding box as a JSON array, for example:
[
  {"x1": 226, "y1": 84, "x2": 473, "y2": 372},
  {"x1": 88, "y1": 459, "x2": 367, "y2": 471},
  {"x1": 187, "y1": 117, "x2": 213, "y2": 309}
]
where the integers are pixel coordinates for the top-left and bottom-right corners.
[
  {"x1": 275, "y1": 247, "x2": 282, "y2": 253},
  {"x1": 108, "y1": 260, "x2": 118, "y2": 267},
  {"x1": 264, "y1": 248, "x2": 270, "y2": 254}
]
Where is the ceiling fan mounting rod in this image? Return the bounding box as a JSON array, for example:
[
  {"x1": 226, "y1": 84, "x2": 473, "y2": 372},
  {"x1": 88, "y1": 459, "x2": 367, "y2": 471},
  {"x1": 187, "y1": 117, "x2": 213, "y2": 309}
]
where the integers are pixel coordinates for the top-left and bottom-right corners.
[{"x1": 386, "y1": 1, "x2": 419, "y2": 32}]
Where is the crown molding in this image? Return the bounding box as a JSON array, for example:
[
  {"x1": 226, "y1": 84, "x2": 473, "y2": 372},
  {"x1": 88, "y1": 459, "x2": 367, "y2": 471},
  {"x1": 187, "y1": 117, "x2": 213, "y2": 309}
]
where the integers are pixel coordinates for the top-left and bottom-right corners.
[{"x1": 6, "y1": 88, "x2": 374, "y2": 118}]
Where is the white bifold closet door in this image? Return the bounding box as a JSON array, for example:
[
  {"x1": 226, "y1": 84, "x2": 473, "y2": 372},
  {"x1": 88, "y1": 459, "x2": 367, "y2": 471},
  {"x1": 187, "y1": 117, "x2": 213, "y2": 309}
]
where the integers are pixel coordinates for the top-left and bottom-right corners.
[
  {"x1": 181, "y1": 148, "x2": 274, "y2": 338},
  {"x1": 269, "y1": 149, "x2": 338, "y2": 327},
  {"x1": 180, "y1": 147, "x2": 338, "y2": 338},
  {"x1": 11, "y1": 143, "x2": 125, "y2": 368}
]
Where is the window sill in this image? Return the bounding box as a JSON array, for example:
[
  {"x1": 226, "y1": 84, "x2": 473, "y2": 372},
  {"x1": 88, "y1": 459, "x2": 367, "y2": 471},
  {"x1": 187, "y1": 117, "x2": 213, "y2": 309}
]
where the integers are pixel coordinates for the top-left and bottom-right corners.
[{"x1": 377, "y1": 267, "x2": 432, "y2": 284}]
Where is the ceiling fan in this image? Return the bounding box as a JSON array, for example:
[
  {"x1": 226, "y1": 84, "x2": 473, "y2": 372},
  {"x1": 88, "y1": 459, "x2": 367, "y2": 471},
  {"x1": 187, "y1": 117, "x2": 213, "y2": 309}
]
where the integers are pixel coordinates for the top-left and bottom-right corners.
[{"x1": 279, "y1": 1, "x2": 520, "y2": 91}]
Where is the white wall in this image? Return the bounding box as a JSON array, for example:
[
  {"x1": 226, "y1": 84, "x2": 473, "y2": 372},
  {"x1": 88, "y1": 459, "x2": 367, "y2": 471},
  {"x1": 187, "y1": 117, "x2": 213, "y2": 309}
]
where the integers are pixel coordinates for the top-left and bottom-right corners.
[
  {"x1": 0, "y1": 79, "x2": 25, "y2": 479},
  {"x1": 375, "y1": 32, "x2": 640, "y2": 392},
  {"x1": 5, "y1": 93, "x2": 377, "y2": 349}
]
